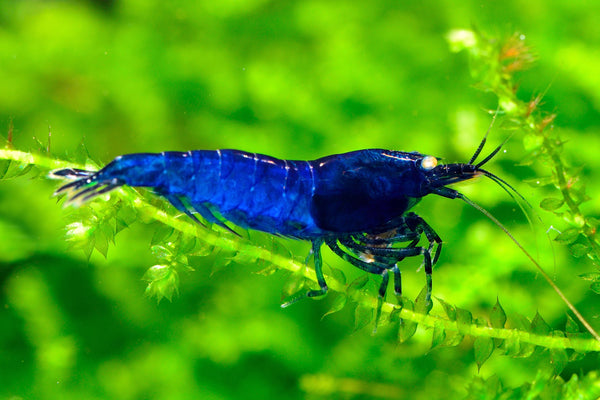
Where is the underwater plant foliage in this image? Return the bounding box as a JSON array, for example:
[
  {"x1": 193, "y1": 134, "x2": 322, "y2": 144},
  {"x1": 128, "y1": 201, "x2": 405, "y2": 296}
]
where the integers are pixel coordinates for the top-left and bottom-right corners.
[{"x1": 2, "y1": 1, "x2": 600, "y2": 399}]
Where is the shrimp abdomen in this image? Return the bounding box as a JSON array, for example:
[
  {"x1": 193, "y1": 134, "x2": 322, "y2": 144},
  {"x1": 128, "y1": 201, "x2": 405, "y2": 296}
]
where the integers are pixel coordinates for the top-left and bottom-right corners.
[{"x1": 187, "y1": 150, "x2": 319, "y2": 237}]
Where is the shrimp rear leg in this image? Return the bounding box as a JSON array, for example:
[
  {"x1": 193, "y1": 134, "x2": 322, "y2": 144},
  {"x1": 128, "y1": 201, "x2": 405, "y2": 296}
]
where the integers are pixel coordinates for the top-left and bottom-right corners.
[
  {"x1": 280, "y1": 238, "x2": 328, "y2": 308},
  {"x1": 159, "y1": 192, "x2": 205, "y2": 227}
]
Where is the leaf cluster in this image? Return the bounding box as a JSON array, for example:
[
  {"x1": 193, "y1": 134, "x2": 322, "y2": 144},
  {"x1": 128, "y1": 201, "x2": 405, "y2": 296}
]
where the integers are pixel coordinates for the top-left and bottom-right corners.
[
  {"x1": 3, "y1": 29, "x2": 600, "y2": 400},
  {"x1": 448, "y1": 29, "x2": 600, "y2": 294}
]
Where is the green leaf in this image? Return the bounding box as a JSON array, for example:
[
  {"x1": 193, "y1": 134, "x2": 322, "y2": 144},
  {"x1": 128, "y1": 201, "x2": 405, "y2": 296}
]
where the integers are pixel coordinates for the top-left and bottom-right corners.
[
  {"x1": 530, "y1": 312, "x2": 551, "y2": 336},
  {"x1": 436, "y1": 297, "x2": 456, "y2": 321},
  {"x1": 268, "y1": 238, "x2": 292, "y2": 260},
  {"x1": 507, "y1": 313, "x2": 536, "y2": 357},
  {"x1": 456, "y1": 307, "x2": 473, "y2": 333},
  {"x1": 523, "y1": 134, "x2": 544, "y2": 151},
  {"x1": 94, "y1": 229, "x2": 109, "y2": 258},
  {"x1": 82, "y1": 237, "x2": 95, "y2": 261},
  {"x1": 527, "y1": 370, "x2": 554, "y2": 399},
  {"x1": 230, "y1": 249, "x2": 260, "y2": 264},
  {"x1": 463, "y1": 375, "x2": 503, "y2": 400},
  {"x1": 570, "y1": 243, "x2": 590, "y2": 258},
  {"x1": 254, "y1": 264, "x2": 279, "y2": 276},
  {"x1": 211, "y1": 250, "x2": 233, "y2": 275},
  {"x1": 550, "y1": 332, "x2": 568, "y2": 375},
  {"x1": 578, "y1": 272, "x2": 600, "y2": 281},
  {"x1": 490, "y1": 298, "x2": 507, "y2": 329},
  {"x1": 414, "y1": 285, "x2": 432, "y2": 314},
  {"x1": 587, "y1": 217, "x2": 600, "y2": 228},
  {"x1": 178, "y1": 235, "x2": 197, "y2": 254},
  {"x1": 191, "y1": 244, "x2": 214, "y2": 257},
  {"x1": 511, "y1": 313, "x2": 530, "y2": 331},
  {"x1": 431, "y1": 322, "x2": 446, "y2": 349},
  {"x1": 540, "y1": 197, "x2": 564, "y2": 211},
  {"x1": 151, "y1": 225, "x2": 174, "y2": 246},
  {"x1": 590, "y1": 281, "x2": 600, "y2": 294},
  {"x1": 524, "y1": 176, "x2": 555, "y2": 188},
  {"x1": 443, "y1": 331, "x2": 465, "y2": 348},
  {"x1": 474, "y1": 336, "x2": 494, "y2": 371},
  {"x1": 565, "y1": 314, "x2": 580, "y2": 334},
  {"x1": 116, "y1": 204, "x2": 138, "y2": 232},
  {"x1": 321, "y1": 294, "x2": 347, "y2": 320},
  {"x1": 501, "y1": 336, "x2": 521, "y2": 357},
  {"x1": 328, "y1": 267, "x2": 346, "y2": 286},
  {"x1": 13, "y1": 163, "x2": 33, "y2": 178},
  {"x1": 554, "y1": 228, "x2": 580, "y2": 245},
  {"x1": 151, "y1": 244, "x2": 173, "y2": 260},
  {"x1": 143, "y1": 265, "x2": 179, "y2": 302},
  {"x1": 281, "y1": 273, "x2": 306, "y2": 298},
  {"x1": 347, "y1": 275, "x2": 369, "y2": 296},
  {"x1": 354, "y1": 304, "x2": 373, "y2": 332},
  {"x1": 0, "y1": 159, "x2": 10, "y2": 179},
  {"x1": 398, "y1": 299, "x2": 417, "y2": 343},
  {"x1": 388, "y1": 305, "x2": 402, "y2": 324}
]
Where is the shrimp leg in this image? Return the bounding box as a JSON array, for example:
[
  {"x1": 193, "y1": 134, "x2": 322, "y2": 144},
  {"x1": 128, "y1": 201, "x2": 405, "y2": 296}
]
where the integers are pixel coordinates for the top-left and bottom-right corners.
[{"x1": 280, "y1": 238, "x2": 327, "y2": 308}]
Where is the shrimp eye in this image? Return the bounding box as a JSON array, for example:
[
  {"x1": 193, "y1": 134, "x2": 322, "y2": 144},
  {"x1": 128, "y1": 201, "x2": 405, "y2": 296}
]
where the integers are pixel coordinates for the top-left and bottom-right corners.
[{"x1": 421, "y1": 155, "x2": 438, "y2": 171}]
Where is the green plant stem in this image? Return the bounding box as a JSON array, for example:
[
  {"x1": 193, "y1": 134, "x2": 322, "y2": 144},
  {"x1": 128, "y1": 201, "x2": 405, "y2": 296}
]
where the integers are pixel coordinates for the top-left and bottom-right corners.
[
  {"x1": 548, "y1": 147, "x2": 600, "y2": 260},
  {"x1": 2, "y1": 147, "x2": 600, "y2": 352}
]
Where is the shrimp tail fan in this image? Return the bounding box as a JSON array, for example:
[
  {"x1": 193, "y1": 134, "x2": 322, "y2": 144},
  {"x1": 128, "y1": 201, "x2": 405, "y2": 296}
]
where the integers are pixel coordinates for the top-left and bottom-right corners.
[
  {"x1": 51, "y1": 168, "x2": 122, "y2": 204},
  {"x1": 52, "y1": 168, "x2": 95, "y2": 180}
]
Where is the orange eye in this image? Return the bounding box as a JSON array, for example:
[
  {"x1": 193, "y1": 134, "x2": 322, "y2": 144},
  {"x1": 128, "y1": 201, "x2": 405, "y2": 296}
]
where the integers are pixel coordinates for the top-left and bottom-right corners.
[{"x1": 421, "y1": 155, "x2": 438, "y2": 170}]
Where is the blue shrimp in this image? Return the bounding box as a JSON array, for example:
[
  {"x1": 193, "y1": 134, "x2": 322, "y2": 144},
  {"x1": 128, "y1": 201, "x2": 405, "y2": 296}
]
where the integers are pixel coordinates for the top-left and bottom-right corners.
[{"x1": 53, "y1": 139, "x2": 518, "y2": 323}]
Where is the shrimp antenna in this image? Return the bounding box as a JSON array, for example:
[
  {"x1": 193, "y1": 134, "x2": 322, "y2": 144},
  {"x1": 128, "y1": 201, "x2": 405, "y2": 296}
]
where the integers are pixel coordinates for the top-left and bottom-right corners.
[
  {"x1": 458, "y1": 192, "x2": 600, "y2": 343},
  {"x1": 479, "y1": 167, "x2": 545, "y2": 260},
  {"x1": 468, "y1": 108, "x2": 500, "y2": 165},
  {"x1": 474, "y1": 134, "x2": 513, "y2": 169},
  {"x1": 479, "y1": 168, "x2": 532, "y2": 208}
]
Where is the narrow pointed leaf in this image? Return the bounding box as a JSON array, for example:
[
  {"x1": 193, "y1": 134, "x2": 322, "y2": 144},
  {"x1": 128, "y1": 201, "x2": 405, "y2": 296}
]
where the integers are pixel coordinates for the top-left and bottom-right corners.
[
  {"x1": 531, "y1": 312, "x2": 551, "y2": 336},
  {"x1": 510, "y1": 313, "x2": 530, "y2": 331},
  {"x1": 151, "y1": 225, "x2": 174, "y2": 246},
  {"x1": 354, "y1": 304, "x2": 373, "y2": 332},
  {"x1": 328, "y1": 267, "x2": 346, "y2": 286},
  {"x1": 440, "y1": 331, "x2": 464, "y2": 348},
  {"x1": 0, "y1": 159, "x2": 10, "y2": 179},
  {"x1": 431, "y1": 322, "x2": 446, "y2": 349},
  {"x1": 540, "y1": 197, "x2": 564, "y2": 211},
  {"x1": 578, "y1": 272, "x2": 600, "y2": 281},
  {"x1": 490, "y1": 298, "x2": 507, "y2": 329},
  {"x1": 474, "y1": 336, "x2": 494, "y2": 371},
  {"x1": 565, "y1": 314, "x2": 580, "y2": 334},
  {"x1": 347, "y1": 275, "x2": 369, "y2": 296},
  {"x1": 550, "y1": 332, "x2": 568, "y2": 375},
  {"x1": 398, "y1": 299, "x2": 418, "y2": 343},
  {"x1": 151, "y1": 244, "x2": 173, "y2": 260},
  {"x1": 415, "y1": 285, "x2": 432, "y2": 314},
  {"x1": 569, "y1": 243, "x2": 590, "y2": 258},
  {"x1": 524, "y1": 176, "x2": 555, "y2": 188},
  {"x1": 322, "y1": 294, "x2": 347, "y2": 320},
  {"x1": 436, "y1": 297, "x2": 456, "y2": 321},
  {"x1": 281, "y1": 274, "x2": 306, "y2": 298},
  {"x1": 456, "y1": 307, "x2": 473, "y2": 333},
  {"x1": 554, "y1": 228, "x2": 580, "y2": 245}
]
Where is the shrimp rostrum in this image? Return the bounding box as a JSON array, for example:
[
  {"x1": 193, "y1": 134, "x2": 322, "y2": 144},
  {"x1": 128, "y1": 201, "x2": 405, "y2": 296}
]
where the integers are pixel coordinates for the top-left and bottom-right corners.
[{"x1": 54, "y1": 139, "x2": 515, "y2": 321}]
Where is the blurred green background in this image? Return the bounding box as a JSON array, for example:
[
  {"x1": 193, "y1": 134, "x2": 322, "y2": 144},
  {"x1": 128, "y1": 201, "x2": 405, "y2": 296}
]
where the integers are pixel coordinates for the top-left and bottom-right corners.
[{"x1": 2, "y1": 1, "x2": 600, "y2": 399}]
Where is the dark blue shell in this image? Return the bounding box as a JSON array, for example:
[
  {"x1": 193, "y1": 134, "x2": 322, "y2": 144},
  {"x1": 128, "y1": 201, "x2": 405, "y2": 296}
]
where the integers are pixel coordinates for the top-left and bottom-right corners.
[{"x1": 90, "y1": 149, "x2": 428, "y2": 238}]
